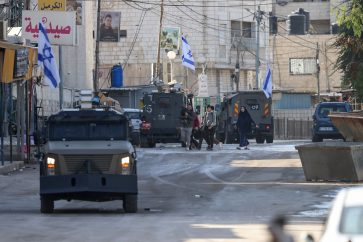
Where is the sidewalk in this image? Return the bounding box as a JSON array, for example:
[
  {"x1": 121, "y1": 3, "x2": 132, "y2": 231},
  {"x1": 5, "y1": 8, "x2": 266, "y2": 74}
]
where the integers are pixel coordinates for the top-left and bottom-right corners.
[{"x1": 0, "y1": 160, "x2": 25, "y2": 175}]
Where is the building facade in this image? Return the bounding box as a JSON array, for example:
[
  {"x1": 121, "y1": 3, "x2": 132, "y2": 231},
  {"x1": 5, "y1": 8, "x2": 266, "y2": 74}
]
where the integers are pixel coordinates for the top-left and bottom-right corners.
[
  {"x1": 94, "y1": 0, "x2": 272, "y2": 97},
  {"x1": 271, "y1": 0, "x2": 344, "y2": 96}
]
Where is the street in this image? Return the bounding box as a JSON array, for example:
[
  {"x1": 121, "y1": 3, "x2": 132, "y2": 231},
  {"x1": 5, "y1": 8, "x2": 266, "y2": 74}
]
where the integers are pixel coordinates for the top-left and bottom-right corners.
[{"x1": 0, "y1": 140, "x2": 357, "y2": 242}]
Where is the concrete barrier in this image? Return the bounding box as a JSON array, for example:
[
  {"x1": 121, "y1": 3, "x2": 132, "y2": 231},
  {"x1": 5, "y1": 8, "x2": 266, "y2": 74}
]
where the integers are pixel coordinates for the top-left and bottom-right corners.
[
  {"x1": 295, "y1": 142, "x2": 363, "y2": 182},
  {"x1": 329, "y1": 112, "x2": 363, "y2": 142}
]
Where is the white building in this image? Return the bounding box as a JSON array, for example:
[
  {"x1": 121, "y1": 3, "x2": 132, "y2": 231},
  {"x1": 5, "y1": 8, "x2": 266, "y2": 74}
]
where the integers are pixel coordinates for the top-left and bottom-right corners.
[{"x1": 93, "y1": 0, "x2": 272, "y2": 97}]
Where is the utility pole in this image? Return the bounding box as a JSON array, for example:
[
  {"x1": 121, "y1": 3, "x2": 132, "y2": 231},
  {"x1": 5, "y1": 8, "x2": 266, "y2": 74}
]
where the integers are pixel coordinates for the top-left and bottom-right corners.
[
  {"x1": 94, "y1": 0, "x2": 102, "y2": 92},
  {"x1": 316, "y1": 42, "x2": 320, "y2": 102},
  {"x1": 235, "y1": 40, "x2": 241, "y2": 92},
  {"x1": 255, "y1": 5, "x2": 263, "y2": 89},
  {"x1": 155, "y1": 0, "x2": 164, "y2": 81}
]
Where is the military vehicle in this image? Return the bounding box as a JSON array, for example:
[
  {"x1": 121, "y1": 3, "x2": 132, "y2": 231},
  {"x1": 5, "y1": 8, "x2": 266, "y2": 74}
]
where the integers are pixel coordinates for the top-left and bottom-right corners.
[
  {"x1": 140, "y1": 91, "x2": 187, "y2": 147},
  {"x1": 39, "y1": 91, "x2": 138, "y2": 213},
  {"x1": 216, "y1": 90, "x2": 274, "y2": 144}
]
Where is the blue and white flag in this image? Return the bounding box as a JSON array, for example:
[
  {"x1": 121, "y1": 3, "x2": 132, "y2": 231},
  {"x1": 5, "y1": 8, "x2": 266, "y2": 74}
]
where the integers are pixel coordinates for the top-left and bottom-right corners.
[
  {"x1": 38, "y1": 22, "x2": 60, "y2": 88},
  {"x1": 181, "y1": 35, "x2": 195, "y2": 71},
  {"x1": 262, "y1": 65, "x2": 272, "y2": 99}
]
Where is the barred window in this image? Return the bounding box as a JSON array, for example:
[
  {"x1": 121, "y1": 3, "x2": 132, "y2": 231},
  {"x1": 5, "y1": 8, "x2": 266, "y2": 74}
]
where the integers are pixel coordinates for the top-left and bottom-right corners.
[{"x1": 289, "y1": 58, "x2": 316, "y2": 75}]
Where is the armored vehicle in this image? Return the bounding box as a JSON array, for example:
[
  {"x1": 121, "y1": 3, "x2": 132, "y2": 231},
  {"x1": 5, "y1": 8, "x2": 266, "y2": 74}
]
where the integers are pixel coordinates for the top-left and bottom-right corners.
[
  {"x1": 39, "y1": 108, "x2": 138, "y2": 213},
  {"x1": 140, "y1": 92, "x2": 187, "y2": 147},
  {"x1": 216, "y1": 90, "x2": 274, "y2": 144}
]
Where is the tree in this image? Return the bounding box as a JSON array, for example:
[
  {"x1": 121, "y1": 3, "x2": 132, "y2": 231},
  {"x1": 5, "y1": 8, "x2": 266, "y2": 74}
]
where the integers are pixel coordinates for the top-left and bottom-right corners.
[{"x1": 335, "y1": 0, "x2": 363, "y2": 98}]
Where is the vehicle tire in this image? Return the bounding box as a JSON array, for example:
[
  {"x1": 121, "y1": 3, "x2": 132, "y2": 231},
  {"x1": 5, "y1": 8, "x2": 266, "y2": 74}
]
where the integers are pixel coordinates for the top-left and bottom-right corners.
[
  {"x1": 312, "y1": 135, "x2": 322, "y2": 142},
  {"x1": 225, "y1": 132, "x2": 236, "y2": 144},
  {"x1": 148, "y1": 140, "x2": 156, "y2": 148},
  {"x1": 40, "y1": 195, "x2": 54, "y2": 214},
  {"x1": 266, "y1": 135, "x2": 273, "y2": 143},
  {"x1": 123, "y1": 194, "x2": 137, "y2": 213},
  {"x1": 256, "y1": 136, "x2": 265, "y2": 144},
  {"x1": 140, "y1": 135, "x2": 148, "y2": 148}
]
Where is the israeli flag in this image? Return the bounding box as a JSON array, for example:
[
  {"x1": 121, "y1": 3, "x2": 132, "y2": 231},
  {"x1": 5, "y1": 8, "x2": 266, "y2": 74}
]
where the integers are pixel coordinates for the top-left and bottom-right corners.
[
  {"x1": 262, "y1": 65, "x2": 272, "y2": 99},
  {"x1": 38, "y1": 22, "x2": 60, "y2": 88},
  {"x1": 181, "y1": 35, "x2": 195, "y2": 71}
]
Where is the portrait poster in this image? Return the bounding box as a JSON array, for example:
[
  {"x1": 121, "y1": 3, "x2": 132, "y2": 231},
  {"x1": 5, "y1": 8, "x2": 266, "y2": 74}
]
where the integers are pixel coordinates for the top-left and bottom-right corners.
[
  {"x1": 160, "y1": 27, "x2": 180, "y2": 50},
  {"x1": 99, "y1": 11, "x2": 120, "y2": 42},
  {"x1": 66, "y1": 0, "x2": 83, "y2": 25}
]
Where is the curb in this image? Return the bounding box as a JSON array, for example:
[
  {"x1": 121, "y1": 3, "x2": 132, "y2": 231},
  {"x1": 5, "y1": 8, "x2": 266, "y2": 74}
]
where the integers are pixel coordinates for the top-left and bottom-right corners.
[{"x1": 0, "y1": 161, "x2": 25, "y2": 175}]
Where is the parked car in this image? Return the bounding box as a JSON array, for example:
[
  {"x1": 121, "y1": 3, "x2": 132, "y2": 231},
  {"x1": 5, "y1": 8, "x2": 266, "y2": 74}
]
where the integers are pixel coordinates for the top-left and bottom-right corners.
[
  {"x1": 309, "y1": 187, "x2": 363, "y2": 242},
  {"x1": 312, "y1": 102, "x2": 351, "y2": 142},
  {"x1": 123, "y1": 108, "x2": 142, "y2": 146}
]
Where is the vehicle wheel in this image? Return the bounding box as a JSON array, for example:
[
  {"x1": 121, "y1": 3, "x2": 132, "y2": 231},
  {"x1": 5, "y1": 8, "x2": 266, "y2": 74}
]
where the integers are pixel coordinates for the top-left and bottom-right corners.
[
  {"x1": 256, "y1": 136, "x2": 265, "y2": 144},
  {"x1": 312, "y1": 135, "x2": 322, "y2": 142},
  {"x1": 140, "y1": 135, "x2": 148, "y2": 148},
  {"x1": 225, "y1": 132, "x2": 236, "y2": 144},
  {"x1": 266, "y1": 136, "x2": 273, "y2": 143},
  {"x1": 123, "y1": 194, "x2": 137, "y2": 213},
  {"x1": 40, "y1": 195, "x2": 54, "y2": 214},
  {"x1": 148, "y1": 140, "x2": 156, "y2": 148}
]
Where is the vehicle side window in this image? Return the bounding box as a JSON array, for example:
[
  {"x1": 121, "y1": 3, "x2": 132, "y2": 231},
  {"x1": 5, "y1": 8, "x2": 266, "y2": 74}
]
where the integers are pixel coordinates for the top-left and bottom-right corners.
[{"x1": 319, "y1": 108, "x2": 330, "y2": 118}]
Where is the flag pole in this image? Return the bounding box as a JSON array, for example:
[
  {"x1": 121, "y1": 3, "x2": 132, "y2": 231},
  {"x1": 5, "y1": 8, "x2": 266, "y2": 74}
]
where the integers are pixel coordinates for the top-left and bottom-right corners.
[{"x1": 59, "y1": 46, "x2": 63, "y2": 109}]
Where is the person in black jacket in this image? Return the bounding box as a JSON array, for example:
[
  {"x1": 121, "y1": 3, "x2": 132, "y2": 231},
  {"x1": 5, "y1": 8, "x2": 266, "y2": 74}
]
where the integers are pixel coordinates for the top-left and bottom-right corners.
[{"x1": 236, "y1": 106, "x2": 254, "y2": 150}]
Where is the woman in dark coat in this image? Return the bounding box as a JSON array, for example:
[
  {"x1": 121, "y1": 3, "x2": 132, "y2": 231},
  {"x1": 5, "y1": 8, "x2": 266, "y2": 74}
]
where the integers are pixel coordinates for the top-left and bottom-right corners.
[{"x1": 236, "y1": 106, "x2": 254, "y2": 150}]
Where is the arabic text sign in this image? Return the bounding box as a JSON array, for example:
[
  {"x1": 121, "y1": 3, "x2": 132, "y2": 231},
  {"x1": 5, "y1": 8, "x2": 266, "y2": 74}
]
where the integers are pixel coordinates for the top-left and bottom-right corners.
[
  {"x1": 38, "y1": 0, "x2": 65, "y2": 11},
  {"x1": 198, "y1": 74, "x2": 209, "y2": 97},
  {"x1": 22, "y1": 10, "x2": 76, "y2": 46}
]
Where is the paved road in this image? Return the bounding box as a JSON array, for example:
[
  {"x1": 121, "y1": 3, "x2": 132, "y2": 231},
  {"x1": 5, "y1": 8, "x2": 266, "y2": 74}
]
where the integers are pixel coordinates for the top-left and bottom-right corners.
[{"x1": 0, "y1": 141, "x2": 357, "y2": 242}]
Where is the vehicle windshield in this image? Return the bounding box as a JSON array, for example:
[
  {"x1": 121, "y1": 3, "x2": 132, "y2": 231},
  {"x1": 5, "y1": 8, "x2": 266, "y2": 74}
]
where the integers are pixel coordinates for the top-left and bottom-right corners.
[
  {"x1": 125, "y1": 112, "x2": 141, "y2": 120},
  {"x1": 48, "y1": 121, "x2": 127, "y2": 141},
  {"x1": 339, "y1": 206, "x2": 363, "y2": 234},
  {"x1": 318, "y1": 106, "x2": 347, "y2": 118}
]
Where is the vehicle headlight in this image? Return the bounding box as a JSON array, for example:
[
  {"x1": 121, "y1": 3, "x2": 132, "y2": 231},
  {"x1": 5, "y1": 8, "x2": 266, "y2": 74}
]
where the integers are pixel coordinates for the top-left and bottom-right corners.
[
  {"x1": 46, "y1": 157, "x2": 56, "y2": 175},
  {"x1": 120, "y1": 156, "x2": 131, "y2": 175}
]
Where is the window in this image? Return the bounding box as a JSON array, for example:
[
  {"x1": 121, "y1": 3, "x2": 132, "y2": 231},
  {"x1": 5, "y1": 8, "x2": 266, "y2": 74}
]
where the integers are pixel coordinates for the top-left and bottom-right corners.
[
  {"x1": 339, "y1": 206, "x2": 363, "y2": 234},
  {"x1": 231, "y1": 21, "x2": 241, "y2": 38},
  {"x1": 49, "y1": 121, "x2": 127, "y2": 141},
  {"x1": 231, "y1": 21, "x2": 253, "y2": 39},
  {"x1": 242, "y1": 22, "x2": 252, "y2": 38},
  {"x1": 289, "y1": 58, "x2": 316, "y2": 75},
  {"x1": 158, "y1": 97, "x2": 170, "y2": 108}
]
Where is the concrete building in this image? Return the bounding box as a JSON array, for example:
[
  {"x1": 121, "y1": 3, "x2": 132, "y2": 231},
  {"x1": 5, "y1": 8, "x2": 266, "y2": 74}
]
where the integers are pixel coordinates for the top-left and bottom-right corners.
[
  {"x1": 93, "y1": 0, "x2": 272, "y2": 97},
  {"x1": 271, "y1": 0, "x2": 344, "y2": 96}
]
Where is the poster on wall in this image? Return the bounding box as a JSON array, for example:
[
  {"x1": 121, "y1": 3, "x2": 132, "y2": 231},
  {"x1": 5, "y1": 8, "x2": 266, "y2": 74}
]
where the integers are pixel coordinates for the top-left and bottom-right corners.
[
  {"x1": 99, "y1": 11, "x2": 120, "y2": 42},
  {"x1": 160, "y1": 27, "x2": 180, "y2": 50},
  {"x1": 198, "y1": 73, "x2": 209, "y2": 97},
  {"x1": 66, "y1": 0, "x2": 83, "y2": 25},
  {"x1": 38, "y1": 0, "x2": 66, "y2": 11},
  {"x1": 14, "y1": 48, "x2": 29, "y2": 78}
]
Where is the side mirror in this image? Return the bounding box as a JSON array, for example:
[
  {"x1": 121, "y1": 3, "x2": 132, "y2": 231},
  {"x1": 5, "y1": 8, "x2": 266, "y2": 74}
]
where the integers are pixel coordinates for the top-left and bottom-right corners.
[{"x1": 312, "y1": 114, "x2": 316, "y2": 120}]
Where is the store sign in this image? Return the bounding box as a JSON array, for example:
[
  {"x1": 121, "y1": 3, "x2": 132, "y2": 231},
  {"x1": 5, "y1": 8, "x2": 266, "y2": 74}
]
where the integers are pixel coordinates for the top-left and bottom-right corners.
[
  {"x1": 22, "y1": 10, "x2": 76, "y2": 45},
  {"x1": 38, "y1": 0, "x2": 66, "y2": 11}
]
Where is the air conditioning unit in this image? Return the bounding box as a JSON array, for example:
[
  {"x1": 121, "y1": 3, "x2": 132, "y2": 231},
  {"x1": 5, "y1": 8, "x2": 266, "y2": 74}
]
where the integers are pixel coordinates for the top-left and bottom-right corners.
[{"x1": 0, "y1": 20, "x2": 8, "y2": 41}]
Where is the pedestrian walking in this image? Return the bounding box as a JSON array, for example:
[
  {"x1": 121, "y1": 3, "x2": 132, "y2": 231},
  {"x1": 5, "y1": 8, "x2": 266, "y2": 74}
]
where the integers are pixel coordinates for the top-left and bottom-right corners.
[
  {"x1": 180, "y1": 106, "x2": 193, "y2": 151},
  {"x1": 187, "y1": 104, "x2": 201, "y2": 150},
  {"x1": 236, "y1": 106, "x2": 254, "y2": 150},
  {"x1": 202, "y1": 105, "x2": 217, "y2": 151}
]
